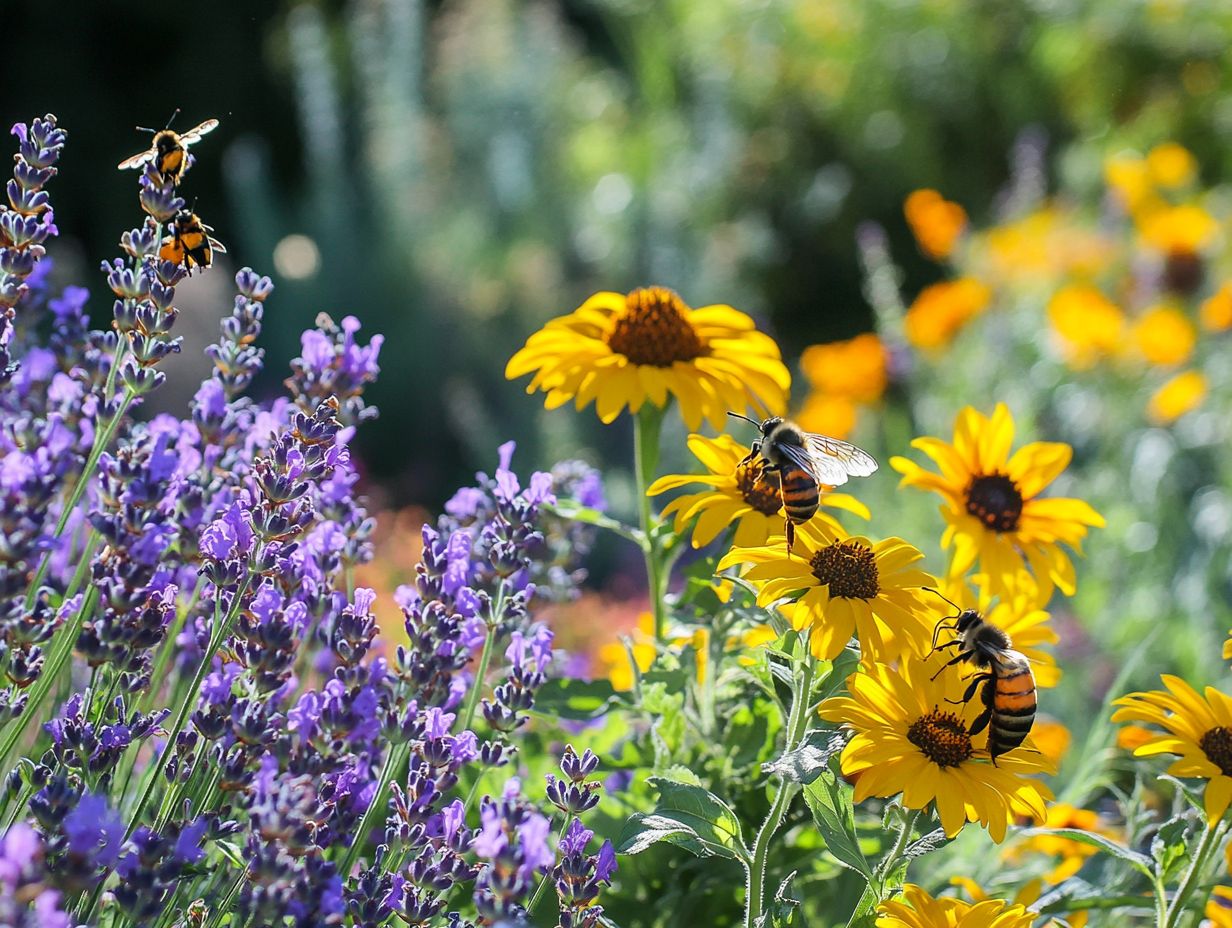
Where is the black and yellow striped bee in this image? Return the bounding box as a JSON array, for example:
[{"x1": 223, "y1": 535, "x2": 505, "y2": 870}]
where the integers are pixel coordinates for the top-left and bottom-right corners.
[
  {"x1": 928, "y1": 590, "x2": 1037, "y2": 765},
  {"x1": 729, "y1": 413, "x2": 878, "y2": 553},
  {"x1": 117, "y1": 114, "x2": 219, "y2": 186},
  {"x1": 160, "y1": 209, "x2": 226, "y2": 274}
]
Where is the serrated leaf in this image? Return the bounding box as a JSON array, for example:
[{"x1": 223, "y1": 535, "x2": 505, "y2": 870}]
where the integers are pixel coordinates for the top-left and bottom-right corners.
[
  {"x1": 904, "y1": 827, "x2": 948, "y2": 860},
  {"x1": 803, "y1": 770, "x2": 873, "y2": 879},
  {"x1": 763, "y1": 730, "x2": 847, "y2": 785},
  {"x1": 614, "y1": 776, "x2": 749, "y2": 863},
  {"x1": 1018, "y1": 828, "x2": 1153, "y2": 878},
  {"x1": 532, "y1": 677, "x2": 619, "y2": 721}
]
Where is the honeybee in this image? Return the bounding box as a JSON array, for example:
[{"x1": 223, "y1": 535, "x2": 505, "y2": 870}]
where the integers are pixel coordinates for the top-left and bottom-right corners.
[
  {"x1": 160, "y1": 209, "x2": 226, "y2": 273},
  {"x1": 927, "y1": 589, "x2": 1037, "y2": 765},
  {"x1": 117, "y1": 112, "x2": 219, "y2": 185},
  {"x1": 729, "y1": 413, "x2": 878, "y2": 553}
]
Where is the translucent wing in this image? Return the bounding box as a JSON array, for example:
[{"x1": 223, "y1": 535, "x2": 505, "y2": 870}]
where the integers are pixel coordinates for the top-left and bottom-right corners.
[
  {"x1": 777, "y1": 440, "x2": 852, "y2": 488},
  {"x1": 178, "y1": 119, "x2": 219, "y2": 146},
  {"x1": 209, "y1": 236, "x2": 228, "y2": 255},
  {"x1": 806, "y1": 433, "x2": 879, "y2": 478},
  {"x1": 117, "y1": 146, "x2": 156, "y2": 170}
]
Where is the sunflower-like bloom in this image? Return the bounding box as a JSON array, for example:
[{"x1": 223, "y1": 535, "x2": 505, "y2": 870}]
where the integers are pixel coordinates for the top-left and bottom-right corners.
[
  {"x1": 1148, "y1": 370, "x2": 1207, "y2": 425},
  {"x1": 717, "y1": 521, "x2": 934, "y2": 663},
  {"x1": 877, "y1": 884, "x2": 1037, "y2": 928},
  {"x1": 1002, "y1": 802, "x2": 1121, "y2": 883},
  {"x1": 820, "y1": 658, "x2": 1053, "y2": 842},
  {"x1": 948, "y1": 878, "x2": 1086, "y2": 928},
  {"x1": 648, "y1": 434, "x2": 869, "y2": 548},
  {"x1": 1112, "y1": 675, "x2": 1232, "y2": 824},
  {"x1": 890, "y1": 404, "x2": 1104, "y2": 598},
  {"x1": 505, "y1": 286, "x2": 790, "y2": 430},
  {"x1": 935, "y1": 579, "x2": 1060, "y2": 687}
]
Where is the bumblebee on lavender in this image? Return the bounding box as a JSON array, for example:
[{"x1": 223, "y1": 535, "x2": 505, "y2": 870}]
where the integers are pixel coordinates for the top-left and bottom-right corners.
[
  {"x1": 927, "y1": 590, "x2": 1037, "y2": 765},
  {"x1": 117, "y1": 114, "x2": 219, "y2": 185},
  {"x1": 728, "y1": 413, "x2": 878, "y2": 552},
  {"x1": 160, "y1": 209, "x2": 226, "y2": 273}
]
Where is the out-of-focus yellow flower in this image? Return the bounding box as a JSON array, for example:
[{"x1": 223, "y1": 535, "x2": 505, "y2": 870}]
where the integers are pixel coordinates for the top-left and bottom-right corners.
[
  {"x1": 878, "y1": 883, "x2": 1037, "y2": 928},
  {"x1": 1047, "y1": 284, "x2": 1125, "y2": 369},
  {"x1": 719, "y1": 521, "x2": 935, "y2": 664},
  {"x1": 904, "y1": 189, "x2": 968, "y2": 260},
  {"x1": 1133, "y1": 305, "x2": 1196, "y2": 366},
  {"x1": 1031, "y1": 719, "x2": 1073, "y2": 767},
  {"x1": 596, "y1": 612, "x2": 657, "y2": 692},
  {"x1": 1225, "y1": 630, "x2": 1232, "y2": 663},
  {"x1": 800, "y1": 332, "x2": 888, "y2": 404},
  {"x1": 1116, "y1": 724, "x2": 1156, "y2": 752},
  {"x1": 1113, "y1": 675, "x2": 1232, "y2": 824},
  {"x1": 506, "y1": 286, "x2": 790, "y2": 430},
  {"x1": 1201, "y1": 284, "x2": 1232, "y2": 332},
  {"x1": 1148, "y1": 370, "x2": 1207, "y2": 425},
  {"x1": 1207, "y1": 886, "x2": 1232, "y2": 928},
  {"x1": 891, "y1": 404, "x2": 1105, "y2": 599},
  {"x1": 1147, "y1": 142, "x2": 1198, "y2": 189},
  {"x1": 1004, "y1": 803, "x2": 1121, "y2": 883},
  {"x1": 796, "y1": 392, "x2": 857, "y2": 440},
  {"x1": 981, "y1": 207, "x2": 1114, "y2": 285},
  {"x1": 1138, "y1": 204, "x2": 1219, "y2": 256},
  {"x1": 905, "y1": 278, "x2": 991, "y2": 351},
  {"x1": 821, "y1": 657, "x2": 1053, "y2": 842},
  {"x1": 934, "y1": 581, "x2": 1061, "y2": 687},
  {"x1": 1105, "y1": 152, "x2": 1155, "y2": 215},
  {"x1": 647, "y1": 434, "x2": 868, "y2": 549}
]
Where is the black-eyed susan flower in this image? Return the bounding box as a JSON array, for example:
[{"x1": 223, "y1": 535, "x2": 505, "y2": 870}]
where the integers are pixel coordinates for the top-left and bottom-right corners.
[
  {"x1": 1002, "y1": 802, "x2": 1121, "y2": 883},
  {"x1": 1148, "y1": 370, "x2": 1207, "y2": 425},
  {"x1": 505, "y1": 286, "x2": 790, "y2": 430},
  {"x1": 904, "y1": 189, "x2": 968, "y2": 260},
  {"x1": 937, "y1": 579, "x2": 1061, "y2": 687},
  {"x1": 648, "y1": 434, "x2": 869, "y2": 548},
  {"x1": 1046, "y1": 284, "x2": 1125, "y2": 369},
  {"x1": 890, "y1": 404, "x2": 1104, "y2": 599},
  {"x1": 1112, "y1": 675, "x2": 1232, "y2": 824},
  {"x1": 819, "y1": 658, "x2": 1053, "y2": 842},
  {"x1": 904, "y1": 278, "x2": 991, "y2": 351},
  {"x1": 717, "y1": 521, "x2": 934, "y2": 663},
  {"x1": 1132, "y1": 304, "x2": 1196, "y2": 367},
  {"x1": 878, "y1": 884, "x2": 1036, "y2": 928}
]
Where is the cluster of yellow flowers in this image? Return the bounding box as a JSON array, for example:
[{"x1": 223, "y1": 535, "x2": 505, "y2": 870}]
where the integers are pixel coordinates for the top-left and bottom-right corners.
[{"x1": 506, "y1": 285, "x2": 1140, "y2": 924}]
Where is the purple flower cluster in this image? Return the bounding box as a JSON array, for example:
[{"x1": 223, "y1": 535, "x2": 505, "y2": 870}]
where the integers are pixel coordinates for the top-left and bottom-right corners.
[
  {"x1": 0, "y1": 822, "x2": 71, "y2": 928},
  {"x1": 473, "y1": 778, "x2": 555, "y2": 922}
]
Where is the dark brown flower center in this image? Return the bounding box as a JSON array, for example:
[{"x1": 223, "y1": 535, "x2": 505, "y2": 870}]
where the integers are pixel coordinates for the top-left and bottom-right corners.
[
  {"x1": 1200, "y1": 726, "x2": 1232, "y2": 777},
  {"x1": 735, "y1": 458, "x2": 782, "y2": 515},
  {"x1": 810, "y1": 541, "x2": 879, "y2": 600},
  {"x1": 908, "y1": 709, "x2": 974, "y2": 768},
  {"x1": 606, "y1": 287, "x2": 708, "y2": 367},
  {"x1": 964, "y1": 473, "x2": 1024, "y2": 533}
]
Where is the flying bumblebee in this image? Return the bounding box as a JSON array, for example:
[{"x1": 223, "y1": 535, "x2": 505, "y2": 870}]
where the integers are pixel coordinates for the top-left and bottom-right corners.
[
  {"x1": 927, "y1": 589, "x2": 1037, "y2": 765},
  {"x1": 160, "y1": 209, "x2": 226, "y2": 273},
  {"x1": 728, "y1": 413, "x2": 878, "y2": 553},
  {"x1": 117, "y1": 113, "x2": 219, "y2": 185}
]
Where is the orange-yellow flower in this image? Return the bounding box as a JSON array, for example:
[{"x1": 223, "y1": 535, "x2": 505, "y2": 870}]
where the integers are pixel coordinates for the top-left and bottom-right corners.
[
  {"x1": 1138, "y1": 204, "x2": 1219, "y2": 256},
  {"x1": 800, "y1": 332, "x2": 888, "y2": 404},
  {"x1": 1105, "y1": 152, "x2": 1154, "y2": 215},
  {"x1": 1148, "y1": 370, "x2": 1207, "y2": 425},
  {"x1": 1133, "y1": 305, "x2": 1196, "y2": 366},
  {"x1": 1147, "y1": 142, "x2": 1198, "y2": 189},
  {"x1": 891, "y1": 404, "x2": 1105, "y2": 598},
  {"x1": 1201, "y1": 284, "x2": 1232, "y2": 332},
  {"x1": 904, "y1": 189, "x2": 968, "y2": 260},
  {"x1": 596, "y1": 612, "x2": 657, "y2": 692},
  {"x1": 1004, "y1": 802, "x2": 1121, "y2": 883},
  {"x1": 1112, "y1": 675, "x2": 1232, "y2": 824},
  {"x1": 506, "y1": 286, "x2": 790, "y2": 430},
  {"x1": 878, "y1": 884, "x2": 1037, "y2": 928},
  {"x1": 795, "y1": 392, "x2": 857, "y2": 440},
  {"x1": 905, "y1": 278, "x2": 991, "y2": 350},
  {"x1": 1047, "y1": 284, "x2": 1125, "y2": 369},
  {"x1": 1031, "y1": 719, "x2": 1073, "y2": 767},
  {"x1": 1207, "y1": 886, "x2": 1232, "y2": 928}
]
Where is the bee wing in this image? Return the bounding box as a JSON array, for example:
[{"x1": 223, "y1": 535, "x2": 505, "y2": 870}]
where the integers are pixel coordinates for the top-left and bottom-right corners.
[
  {"x1": 117, "y1": 147, "x2": 155, "y2": 170},
  {"x1": 208, "y1": 236, "x2": 227, "y2": 255},
  {"x1": 178, "y1": 119, "x2": 219, "y2": 146},
  {"x1": 777, "y1": 440, "x2": 852, "y2": 488},
  {"x1": 806, "y1": 433, "x2": 879, "y2": 479}
]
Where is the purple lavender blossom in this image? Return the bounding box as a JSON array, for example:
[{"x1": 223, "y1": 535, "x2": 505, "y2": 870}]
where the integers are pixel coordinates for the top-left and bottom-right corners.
[{"x1": 0, "y1": 823, "x2": 70, "y2": 928}]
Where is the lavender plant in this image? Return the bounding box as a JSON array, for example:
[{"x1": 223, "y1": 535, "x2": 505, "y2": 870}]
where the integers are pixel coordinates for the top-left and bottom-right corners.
[{"x1": 0, "y1": 114, "x2": 616, "y2": 928}]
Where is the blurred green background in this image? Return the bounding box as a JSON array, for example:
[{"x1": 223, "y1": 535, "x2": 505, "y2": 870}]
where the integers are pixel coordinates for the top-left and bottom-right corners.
[{"x1": 4, "y1": 0, "x2": 1231, "y2": 508}]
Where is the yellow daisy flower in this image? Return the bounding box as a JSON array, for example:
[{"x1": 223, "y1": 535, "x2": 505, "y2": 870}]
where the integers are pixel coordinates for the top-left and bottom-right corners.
[
  {"x1": 904, "y1": 189, "x2": 968, "y2": 260},
  {"x1": 800, "y1": 332, "x2": 888, "y2": 404},
  {"x1": 717, "y1": 521, "x2": 934, "y2": 663},
  {"x1": 1112, "y1": 675, "x2": 1232, "y2": 824},
  {"x1": 890, "y1": 403, "x2": 1105, "y2": 598},
  {"x1": 1207, "y1": 886, "x2": 1232, "y2": 928},
  {"x1": 648, "y1": 434, "x2": 869, "y2": 549},
  {"x1": 949, "y1": 877, "x2": 1085, "y2": 928},
  {"x1": 820, "y1": 658, "x2": 1053, "y2": 842},
  {"x1": 1003, "y1": 802, "x2": 1121, "y2": 883},
  {"x1": 1201, "y1": 284, "x2": 1232, "y2": 332},
  {"x1": 1047, "y1": 284, "x2": 1125, "y2": 369},
  {"x1": 878, "y1": 884, "x2": 1036, "y2": 928},
  {"x1": 505, "y1": 286, "x2": 790, "y2": 430},
  {"x1": 1133, "y1": 305, "x2": 1196, "y2": 367},
  {"x1": 905, "y1": 278, "x2": 991, "y2": 351},
  {"x1": 796, "y1": 391, "x2": 858, "y2": 440},
  {"x1": 1148, "y1": 370, "x2": 1207, "y2": 425},
  {"x1": 934, "y1": 580, "x2": 1061, "y2": 687}
]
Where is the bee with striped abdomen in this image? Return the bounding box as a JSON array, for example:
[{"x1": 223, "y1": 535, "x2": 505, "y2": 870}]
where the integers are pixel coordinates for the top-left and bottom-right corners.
[
  {"x1": 118, "y1": 112, "x2": 219, "y2": 186},
  {"x1": 927, "y1": 589, "x2": 1037, "y2": 765},
  {"x1": 160, "y1": 209, "x2": 226, "y2": 274},
  {"x1": 729, "y1": 413, "x2": 878, "y2": 553}
]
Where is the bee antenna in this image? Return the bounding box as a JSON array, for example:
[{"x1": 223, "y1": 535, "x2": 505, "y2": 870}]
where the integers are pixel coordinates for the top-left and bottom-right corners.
[
  {"x1": 135, "y1": 125, "x2": 157, "y2": 134},
  {"x1": 164, "y1": 107, "x2": 181, "y2": 130},
  {"x1": 922, "y1": 586, "x2": 962, "y2": 614},
  {"x1": 727, "y1": 412, "x2": 760, "y2": 427}
]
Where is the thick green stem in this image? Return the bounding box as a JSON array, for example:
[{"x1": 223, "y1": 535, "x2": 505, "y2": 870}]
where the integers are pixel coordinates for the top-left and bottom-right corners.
[
  {"x1": 1163, "y1": 817, "x2": 1226, "y2": 927},
  {"x1": 876, "y1": 808, "x2": 921, "y2": 889},
  {"x1": 462, "y1": 621, "x2": 498, "y2": 734},
  {"x1": 745, "y1": 652, "x2": 816, "y2": 928},
  {"x1": 339, "y1": 740, "x2": 410, "y2": 877},
  {"x1": 633, "y1": 405, "x2": 667, "y2": 642}
]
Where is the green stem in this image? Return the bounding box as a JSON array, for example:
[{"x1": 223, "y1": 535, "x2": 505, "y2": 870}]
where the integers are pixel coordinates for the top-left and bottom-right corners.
[
  {"x1": 339, "y1": 740, "x2": 410, "y2": 877},
  {"x1": 527, "y1": 813, "x2": 575, "y2": 916},
  {"x1": 745, "y1": 651, "x2": 816, "y2": 928},
  {"x1": 462, "y1": 621, "x2": 498, "y2": 734},
  {"x1": 875, "y1": 808, "x2": 921, "y2": 890},
  {"x1": 1163, "y1": 817, "x2": 1226, "y2": 927},
  {"x1": 633, "y1": 405, "x2": 667, "y2": 643}
]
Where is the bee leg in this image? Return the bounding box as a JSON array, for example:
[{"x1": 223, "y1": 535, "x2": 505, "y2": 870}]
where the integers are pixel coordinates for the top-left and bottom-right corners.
[
  {"x1": 968, "y1": 706, "x2": 992, "y2": 738},
  {"x1": 785, "y1": 520, "x2": 796, "y2": 557},
  {"x1": 928, "y1": 649, "x2": 973, "y2": 681},
  {"x1": 929, "y1": 621, "x2": 960, "y2": 651},
  {"x1": 945, "y1": 673, "x2": 990, "y2": 706}
]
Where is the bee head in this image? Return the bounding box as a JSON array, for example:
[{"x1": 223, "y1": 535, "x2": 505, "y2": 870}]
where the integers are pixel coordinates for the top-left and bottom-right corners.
[
  {"x1": 955, "y1": 609, "x2": 983, "y2": 633},
  {"x1": 760, "y1": 416, "x2": 783, "y2": 436}
]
